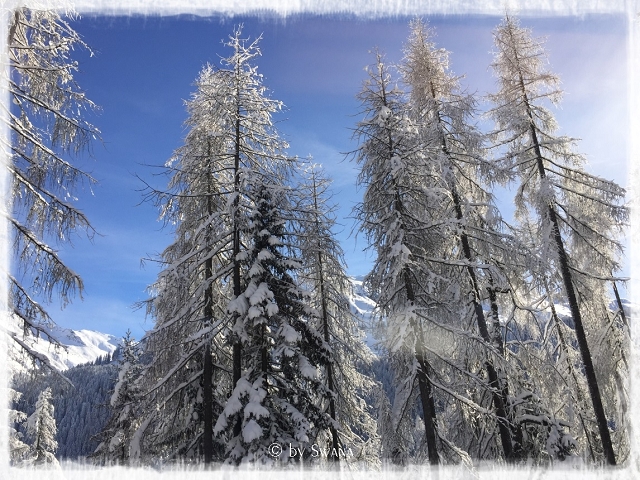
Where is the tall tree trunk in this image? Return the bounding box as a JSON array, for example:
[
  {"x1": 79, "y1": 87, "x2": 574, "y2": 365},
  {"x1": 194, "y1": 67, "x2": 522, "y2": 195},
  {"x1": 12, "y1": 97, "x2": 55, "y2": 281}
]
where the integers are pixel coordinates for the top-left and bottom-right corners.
[
  {"x1": 451, "y1": 187, "x2": 516, "y2": 461},
  {"x1": 519, "y1": 75, "x2": 616, "y2": 465},
  {"x1": 544, "y1": 281, "x2": 596, "y2": 462},
  {"x1": 203, "y1": 144, "x2": 214, "y2": 463},
  {"x1": 527, "y1": 111, "x2": 615, "y2": 466},
  {"x1": 232, "y1": 109, "x2": 242, "y2": 440},
  {"x1": 501, "y1": 22, "x2": 616, "y2": 462},
  {"x1": 426, "y1": 75, "x2": 516, "y2": 460},
  {"x1": 402, "y1": 269, "x2": 439, "y2": 466},
  {"x1": 612, "y1": 281, "x2": 628, "y2": 329},
  {"x1": 390, "y1": 165, "x2": 439, "y2": 465},
  {"x1": 312, "y1": 178, "x2": 340, "y2": 463},
  {"x1": 378, "y1": 64, "x2": 439, "y2": 465},
  {"x1": 203, "y1": 342, "x2": 213, "y2": 463}
]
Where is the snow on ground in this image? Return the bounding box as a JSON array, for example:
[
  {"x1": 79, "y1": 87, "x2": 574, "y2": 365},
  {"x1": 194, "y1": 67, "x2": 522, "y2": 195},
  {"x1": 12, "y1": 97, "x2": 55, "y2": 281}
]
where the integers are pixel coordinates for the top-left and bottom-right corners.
[{"x1": 20, "y1": 325, "x2": 119, "y2": 371}]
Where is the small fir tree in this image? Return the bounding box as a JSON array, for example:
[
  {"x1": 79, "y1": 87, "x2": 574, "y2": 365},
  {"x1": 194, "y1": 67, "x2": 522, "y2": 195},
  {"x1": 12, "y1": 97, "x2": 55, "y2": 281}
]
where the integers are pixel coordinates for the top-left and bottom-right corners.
[
  {"x1": 9, "y1": 388, "x2": 30, "y2": 464},
  {"x1": 91, "y1": 331, "x2": 143, "y2": 466},
  {"x1": 26, "y1": 387, "x2": 58, "y2": 466}
]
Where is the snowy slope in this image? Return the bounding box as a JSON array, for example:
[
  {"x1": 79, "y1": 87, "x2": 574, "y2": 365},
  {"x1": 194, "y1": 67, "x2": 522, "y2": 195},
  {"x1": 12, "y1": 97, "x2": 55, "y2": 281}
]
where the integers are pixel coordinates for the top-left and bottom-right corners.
[
  {"x1": 348, "y1": 276, "x2": 378, "y2": 351},
  {"x1": 349, "y1": 276, "x2": 376, "y2": 320},
  {"x1": 15, "y1": 325, "x2": 119, "y2": 372}
]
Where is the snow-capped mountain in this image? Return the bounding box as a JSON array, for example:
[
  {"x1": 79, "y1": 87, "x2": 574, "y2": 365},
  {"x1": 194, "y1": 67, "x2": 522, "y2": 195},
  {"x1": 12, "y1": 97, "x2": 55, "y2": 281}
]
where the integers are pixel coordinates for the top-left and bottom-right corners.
[
  {"x1": 17, "y1": 325, "x2": 119, "y2": 372},
  {"x1": 11, "y1": 276, "x2": 381, "y2": 374},
  {"x1": 349, "y1": 276, "x2": 376, "y2": 319},
  {"x1": 348, "y1": 276, "x2": 378, "y2": 351}
]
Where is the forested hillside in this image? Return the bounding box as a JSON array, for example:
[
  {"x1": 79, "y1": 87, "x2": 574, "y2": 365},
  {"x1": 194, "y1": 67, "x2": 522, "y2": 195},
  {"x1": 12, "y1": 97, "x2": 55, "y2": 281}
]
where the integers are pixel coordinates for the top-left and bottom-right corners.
[{"x1": 12, "y1": 360, "x2": 118, "y2": 459}]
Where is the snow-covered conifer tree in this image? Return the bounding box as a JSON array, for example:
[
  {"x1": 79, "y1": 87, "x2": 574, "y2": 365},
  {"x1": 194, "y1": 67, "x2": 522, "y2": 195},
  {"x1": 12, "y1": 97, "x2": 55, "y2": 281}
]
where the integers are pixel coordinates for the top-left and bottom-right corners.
[
  {"x1": 9, "y1": 388, "x2": 30, "y2": 464},
  {"x1": 134, "y1": 62, "x2": 234, "y2": 463},
  {"x1": 487, "y1": 14, "x2": 628, "y2": 465},
  {"x1": 214, "y1": 184, "x2": 331, "y2": 465},
  {"x1": 25, "y1": 387, "x2": 58, "y2": 466},
  {"x1": 135, "y1": 25, "x2": 295, "y2": 464},
  {"x1": 5, "y1": 7, "x2": 100, "y2": 377},
  {"x1": 351, "y1": 50, "x2": 452, "y2": 466},
  {"x1": 294, "y1": 165, "x2": 379, "y2": 466},
  {"x1": 399, "y1": 18, "x2": 524, "y2": 462},
  {"x1": 91, "y1": 331, "x2": 143, "y2": 466}
]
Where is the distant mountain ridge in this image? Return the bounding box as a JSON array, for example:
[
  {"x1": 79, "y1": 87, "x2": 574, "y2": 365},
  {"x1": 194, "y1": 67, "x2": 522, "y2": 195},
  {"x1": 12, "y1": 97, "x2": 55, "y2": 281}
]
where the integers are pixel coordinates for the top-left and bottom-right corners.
[
  {"x1": 21, "y1": 326, "x2": 120, "y2": 371},
  {"x1": 21, "y1": 279, "x2": 628, "y2": 374},
  {"x1": 18, "y1": 277, "x2": 378, "y2": 373},
  {"x1": 348, "y1": 276, "x2": 378, "y2": 351}
]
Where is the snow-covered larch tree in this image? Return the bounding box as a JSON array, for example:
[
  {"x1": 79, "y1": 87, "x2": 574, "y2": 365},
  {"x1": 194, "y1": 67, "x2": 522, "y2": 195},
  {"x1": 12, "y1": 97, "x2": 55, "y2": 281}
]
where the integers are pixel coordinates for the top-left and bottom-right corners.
[
  {"x1": 400, "y1": 18, "x2": 525, "y2": 462},
  {"x1": 351, "y1": 50, "x2": 453, "y2": 466},
  {"x1": 487, "y1": 14, "x2": 628, "y2": 465},
  {"x1": 25, "y1": 387, "x2": 58, "y2": 466},
  {"x1": 135, "y1": 25, "x2": 295, "y2": 465},
  {"x1": 134, "y1": 62, "x2": 235, "y2": 464},
  {"x1": 499, "y1": 218, "x2": 591, "y2": 464},
  {"x1": 294, "y1": 165, "x2": 379, "y2": 466},
  {"x1": 4, "y1": 7, "x2": 99, "y2": 377},
  {"x1": 91, "y1": 331, "x2": 143, "y2": 466}
]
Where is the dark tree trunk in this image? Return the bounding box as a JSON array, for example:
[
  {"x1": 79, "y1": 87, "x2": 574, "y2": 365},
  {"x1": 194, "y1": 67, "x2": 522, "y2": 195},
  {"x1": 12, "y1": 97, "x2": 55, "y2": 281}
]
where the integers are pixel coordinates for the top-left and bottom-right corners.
[
  {"x1": 402, "y1": 269, "x2": 439, "y2": 466},
  {"x1": 312, "y1": 178, "x2": 340, "y2": 463},
  {"x1": 504, "y1": 23, "x2": 616, "y2": 463},
  {"x1": 378, "y1": 63, "x2": 439, "y2": 465},
  {"x1": 232, "y1": 103, "x2": 243, "y2": 440},
  {"x1": 523, "y1": 75, "x2": 615, "y2": 466},
  {"x1": 450, "y1": 188, "x2": 516, "y2": 461},
  {"x1": 203, "y1": 342, "x2": 213, "y2": 463},
  {"x1": 427, "y1": 74, "x2": 517, "y2": 461},
  {"x1": 545, "y1": 282, "x2": 596, "y2": 462},
  {"x1": 203, "y1": 144, "x2": 214, "y2": 464},
  {"x1": 612, "y1": 281, "x2": 628, "y2": 329},
  {"x1": 544, "y1": 200, "x2": 616, "y2": 465}
]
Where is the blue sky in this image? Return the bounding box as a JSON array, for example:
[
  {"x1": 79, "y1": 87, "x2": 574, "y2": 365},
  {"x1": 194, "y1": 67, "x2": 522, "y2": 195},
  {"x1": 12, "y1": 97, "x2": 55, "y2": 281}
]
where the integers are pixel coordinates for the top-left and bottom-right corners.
[{"x1": 38, "y1": 12, "x2": 628, "y2": 341}]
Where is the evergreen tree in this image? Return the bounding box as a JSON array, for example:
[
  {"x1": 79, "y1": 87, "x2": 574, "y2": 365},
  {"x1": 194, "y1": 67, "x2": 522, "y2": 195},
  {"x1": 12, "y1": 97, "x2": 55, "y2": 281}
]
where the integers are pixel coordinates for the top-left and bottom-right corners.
[
  {"x1": 399, "y1": 18, "x2": 523, "y2": 462},
  {"x1": 134, "y1": 25, "x2": 295, "y2": 464},
  {"x1": 9, "y1": 388, "x2": 30, "y2": 464},
  {"x1": 214, "y1": 184, "x2": 331, "y2": 465},
  {"x1": 25, "y1": 387, "x2": 58, "y2": 466},
  {"x1": 133, "y1": 61, "x2": 234, "y2": 462},
  {"x1": 499, "y1": 219, "x2": 590, "y2": 464},
  {"x1": 487, "y1": 14, "x2": 628, "y2": 465},
  {"x1": 11, "y1": 360, "x2": 117, "y2": 460},
  {"x1": 351, "y1": 50, "x2": 448, "y2": 466},
  {"x1": 91, "y1": 331, "x2": 143, "y2": 466}
]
